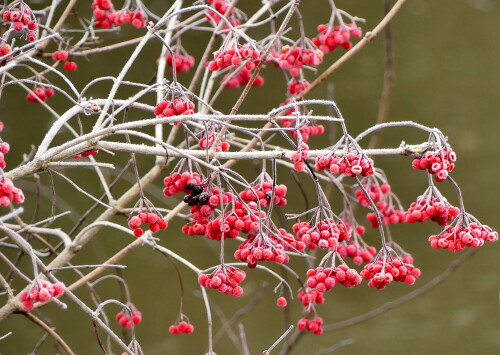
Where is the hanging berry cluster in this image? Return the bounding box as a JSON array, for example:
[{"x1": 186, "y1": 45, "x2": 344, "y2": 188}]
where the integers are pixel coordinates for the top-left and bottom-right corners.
[
  {"x1": 198, "y1": 266, "x2": 246, "y2": 297},
  {"x1": 222, "y1": 68, "x2": 264, "y2": 89},
  {"x1": 313, "y1": 24, "x2": 362, "y2": 53},
  {"x1": 2, "y1": 3, "x2": 38, "y2": 42},
  {"x1": 169, "y1": 321, "x2": 195, "y2": 335},
  {"x1": 26, "y1": 87, "x2": 54, "y2": 103},
  {"x1": 239, "y1": 174, "x2": 287, "y2": 207},
  {"x1": 361, "y1": 257, "x2": 421, "y2": 289},
  {"x1": 92, "y1": 0, "x2": 147, "y2": 29},
  {"x1": 116, "y1": 310, "x2": 142, "y2": 329},
  {"x1": 208, "y1": 44, "x2": 261, "y2": 71},
  {"x1": 19, "y1": 281, "x2": 66, "y2": 311},
  {"x1": 128, "y1": 212, "x2": 168, "y2": 237}
]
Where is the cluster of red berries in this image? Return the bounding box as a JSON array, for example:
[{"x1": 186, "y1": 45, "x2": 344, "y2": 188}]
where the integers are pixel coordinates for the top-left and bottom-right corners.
[
  {"x1": 298, "y1": 289, "x2": 324, "y2": 307},
  {"x1": 116, "y1": 311, "x2": 142, "y2": 329},
  {"x1": 26, "y1": 87, "x2": 54, "y2": 103},
  {"x1": 0, "y1": 141, "x2": 9, "y2": 169},
  {"x1": 52, "y1": 50, "x2": 69, "y2": 61},
  {"x1": 361, "y1": 258, "x2": 421, "y2": 289},
  {"x1": 412, "y1": 149, "x2": 456, "y2": 182},
  {"x1": 290, "y1": 143, "x2": 309, "y2": 172},
  {"x1": 51, "y1": 50, "x2": 77, "y2": 71},
  {"x1": 183, "y1": 200, "x2": 261, "y2": 238},
  {"x1": 355, "y1": 183, "x2": 391, "y2": 207},
  {"x1": 406, "y1": 196, "x2": 460, "y2": 226},
  {"x1": 273, "y1": 46, "x2": 323, "y2": 77},
  {"x1": 72, "y1": 150, "x2": 99, "y2": 159},
  {"x1": 222, "y1": 68, "x2": 264, "y2": 89},
  {"x1": 292, "y1": 219, "x2": 351, "y2": 250},
  {"x1": 2, "y1": 8, "x2": 38, "y2": 42},
  {"x1": 0, "y1": 177, "x2": 25, "y2": 207},
  {"x1": 182, "y1": 188, "x2": 234, "y2": 236},
  {"x1": 92, "y1": 0, "x2": 146, "y2": 29},
  {"x1": 19, "y1": 281, "x2": 65, "y2": 311},
  {"x1": 313, "y1": 24, "x2": 362, "y2": 53},
  {"x1": 154, "y1": 98, "x2": 195, "y2": 124},
  {"x1": 208, "y1": 45, "x2": 260, "y2": 71},
  {"x1": 199, "y1": 132, "x2": 230, "y2": 152},
  {"x1": 128, "y1": 212, "x2": 168, "y2": 237},
  {"x1": 163, "y1": 172, "x2": 203, "y2": 197},
  {"x1": 337, "y1": 242, "x2": 377, "y2": 265},
  {"x1": 297, "y1": 317, "x2": 323, "y2": 335},
  {"x1": 306, "y1": 265, "x2": 362, "y2": 292},
  {"x1": 366, "y1": 202, "x2": 405, "y2": 228},
  {"x1": 429, "y1": 222, "x2": 498, "y2": 251},
  {"x1": 0, "y1": 43, "x2": 13, "y2": 65},
  {"x1": 280, "y1": 117, "x2": 325, "y2": 144},
  {"x1": 234, "y1": 232, "x2": 290, "y2": 268},
  {"x1": 164, "y1": 53, "x2": 195, "y2": 73},
  {"x1": 204, "y1": 205, "x2": 261, "y2": 240},
  {"x1": 315, "y1": 153, "x2": 374, "y2": 177},
  {"x1": 198, "y1": 266, "x2": 245, "y2": 297},
  {"x1": 288, "y1": 80, "x2": 310, "y2": 95},
  {"x1": 169, "y1": 321, "x2": 194, "y2": 334},
  {"x1": 205, "y1": 0, "x2": 241, "y2": 28},
  {"x1": 239, "y1": 181, "x2": 287, "y2": 207}
]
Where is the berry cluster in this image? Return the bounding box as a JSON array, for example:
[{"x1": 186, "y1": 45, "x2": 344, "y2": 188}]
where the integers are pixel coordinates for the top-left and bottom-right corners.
[
  {"x1": 313, "y1": 24, "x2": 362, "y2": 53},
  {"x1": 199, "y1": 131, "x2": 230, "y2": 152},
  {"x1": 116, "y1": 311, "x2": 142, "y2": 329},
  {"x1": 0, "y1": 177, "x2": 25, "y2": 207},
  {"x1": 406, "y1": 195, "x2": 459, "y2": 226},
  {"x1": 366, "y1": 201, "x2": 405, "y2": 228},
  {"x1": 163, "y1": 172, "x2": 203, "y2": 197},
  {"x1": 288, "y1": 80, "x2": 310, "y2": 95},
  {"x1": 361, "y1": 258, "x2": 421, "y2": 289},
  {"x1": 165, "y1": 53, "x2": 195, "y2": 73},
  {"x1": 290, "y1": 143, "x2": 310, "y2": 172},
  {"x1": 154, "y1": 98, "x2": 195, "y2": 122},
  {"x1": 306, "y1": 265, "x2": 362, "y2": 292},
  {"x1": 234, "y1": 232, "x2": 290, "y2": 268},
  {"x1": 429, "y1": 221, "x2": 498, "y2": 251},
  {"x1": 280, "y1": 117, "x2": 325, "y2": 144},
  {"x1": 52, "y1": 51, "x2": 69, "y2": 61},
  {"x1": 274, "y1": 45, "x2": 323, "y2": 77},
  {"x1": 169, "y1": 321, "x2": 195, "y2": 334},
  {"x1": 63, "y1": 61, "x2": 78, "y2": 71},
  {"x1": 239, "y1": 180, "x2": 287, "y2": 207},
  {"x1": 206, "y1": 0, "x2": 241, "y2": 28},
  {"x1": 72, "y1": 150, "x2": 99, "y2": 159},
  {"x1": 412, "y1": 149, "x2": 456, "y2": 182},
  {"x1": 128, "y1": 212, "x2": 168, "y2": 237},
  {"x1": 337, "y1": 241, "x2": 377, "y2": 265},
  {"x1": 92, "y1": 0, "x2": 147, "y2": 29},
  {"x1": 2, "y1": 7, "x2": 38, "y2": 42},
  {"x1": 222, "y1": 68, "x2": 264, "y2": 89},
  {"x1": 297, "y1": 317, "x2": 323, "y2": 335},
  {"x1": 198, "y1": 266, "x2": 245, "y2": 297},
  {"x1": 19, "y1": 281, "x2": 65, "y2": 311},
  {"x1": 208, "y1": 45, "x2": 260, "y2": 71},
  {"x1": 26, "y1": 87, "x2": 55, "y2": 103},
  {"x1": 292, "y1": 219, "x2": 351, "y2": 250},
  {"x1": 298, "y1": 289, "x2": 325, "y2": 307},
  {"x1": 355, "y1": 183, "x2": 391, "y2": 207},
  {"x1": 315, "y1": 153, "x2": 374, "y2": 177}
]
